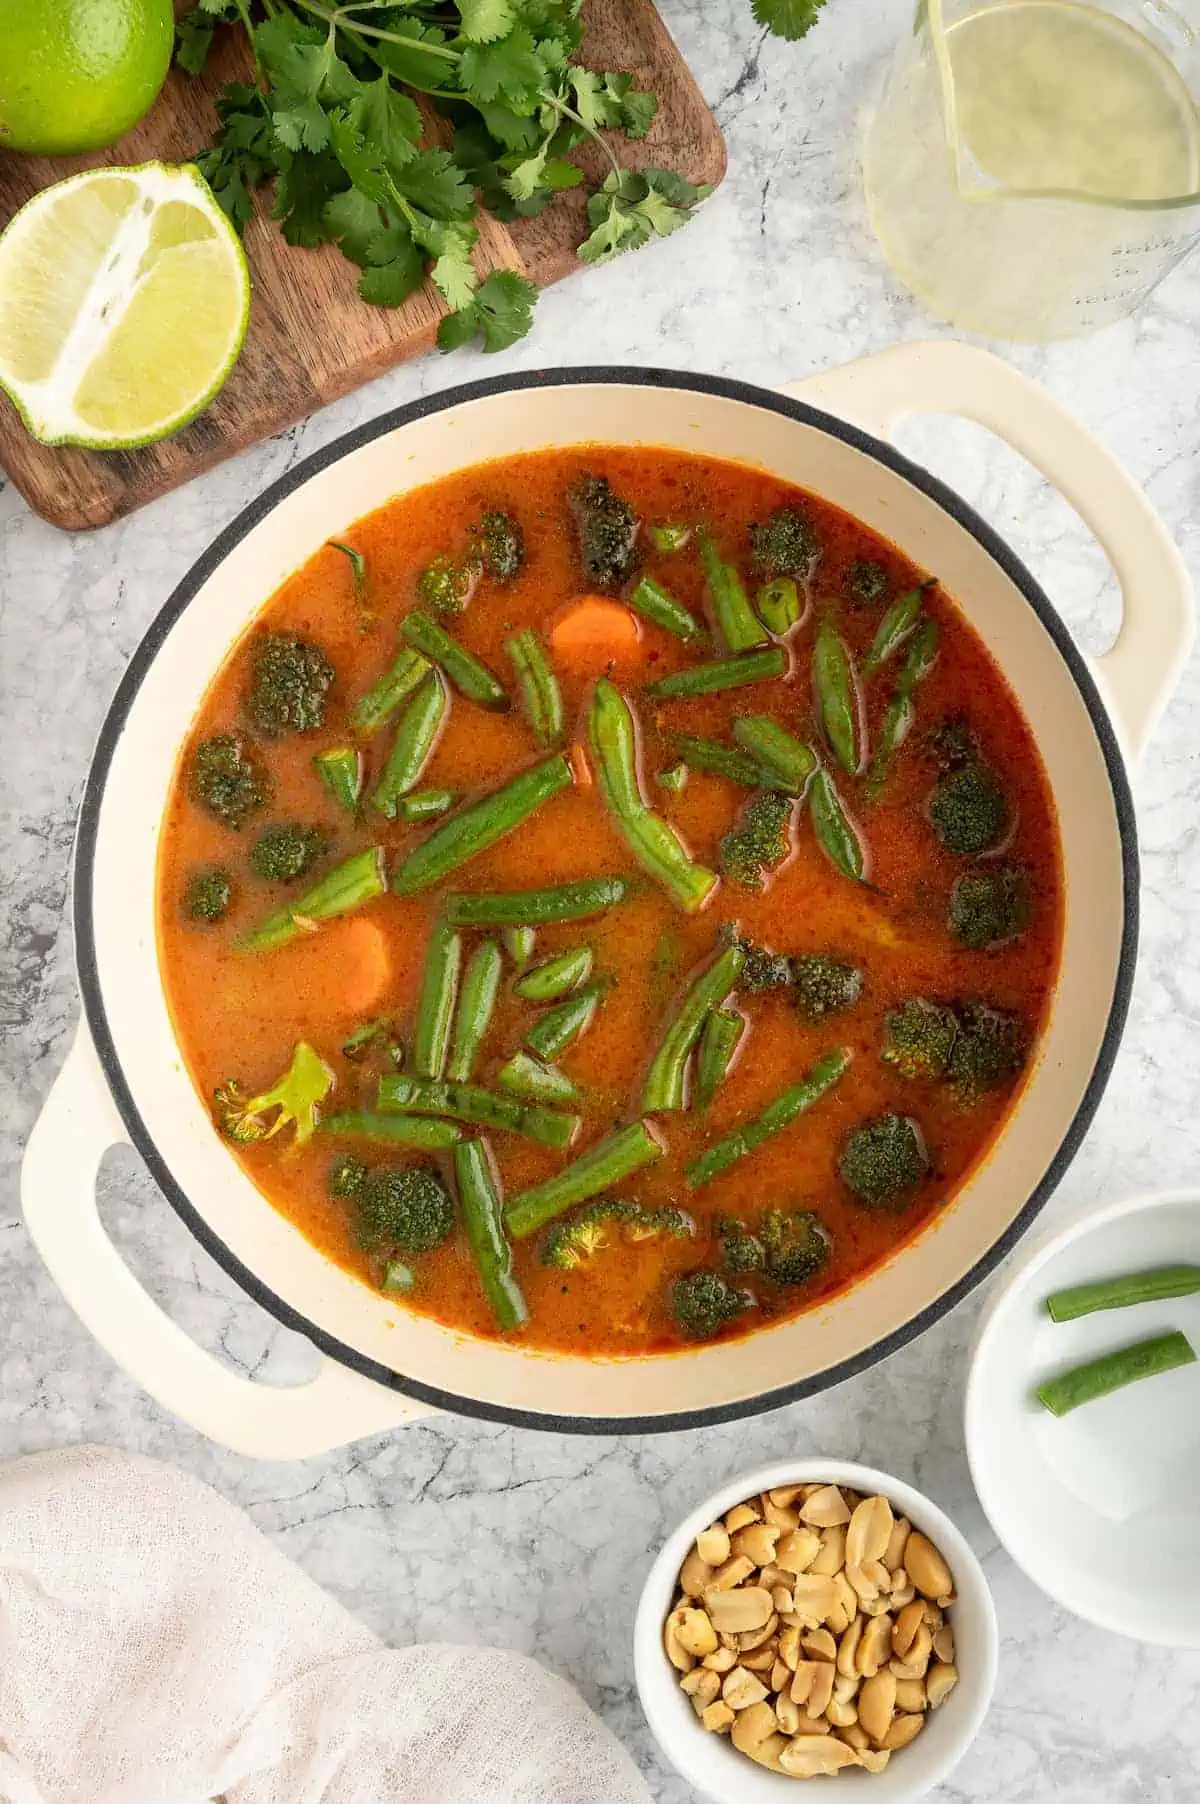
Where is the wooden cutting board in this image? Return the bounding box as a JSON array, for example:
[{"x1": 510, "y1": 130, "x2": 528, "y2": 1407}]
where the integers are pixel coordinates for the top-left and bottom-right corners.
[{"x1": 0, "y1": 2, "x2": 724, "y2": 532}]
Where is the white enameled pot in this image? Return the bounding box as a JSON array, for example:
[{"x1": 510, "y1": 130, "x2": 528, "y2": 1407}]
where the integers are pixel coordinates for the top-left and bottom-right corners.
[{"x1": 21, "y1": 343, "x2": 1193, "y2": 1459}]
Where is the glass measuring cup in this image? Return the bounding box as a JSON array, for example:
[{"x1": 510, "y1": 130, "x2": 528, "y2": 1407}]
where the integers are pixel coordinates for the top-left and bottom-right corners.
[{"x1": 863, "y1": 0, "x2": 1200, "y2": 339}]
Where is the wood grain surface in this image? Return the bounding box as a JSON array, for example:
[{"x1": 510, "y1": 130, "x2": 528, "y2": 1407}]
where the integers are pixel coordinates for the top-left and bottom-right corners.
[{"x1": 0, "y1": 2, "x2": 725, "y2": 532}]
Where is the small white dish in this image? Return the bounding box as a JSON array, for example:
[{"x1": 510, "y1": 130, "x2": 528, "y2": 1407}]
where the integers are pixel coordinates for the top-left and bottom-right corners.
[
  {"x1": 634, "y1": 1458, "x2": 998, "y2": 1804},
  {"x1": 966, "y1": 1187, "x2": 1200, "y2": 1646}
]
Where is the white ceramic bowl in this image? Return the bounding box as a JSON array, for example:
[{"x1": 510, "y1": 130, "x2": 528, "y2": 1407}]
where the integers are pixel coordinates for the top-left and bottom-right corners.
[
  {"x1": 966, "y1": 1188, "x2": 1200, "y2": 1646},
  {"x1": 18, "y1": 341, "x2": 1193, "y2": 1458},
  {"x1": 634, "y1": 1458, "x2": 998, "y2": 1804}
]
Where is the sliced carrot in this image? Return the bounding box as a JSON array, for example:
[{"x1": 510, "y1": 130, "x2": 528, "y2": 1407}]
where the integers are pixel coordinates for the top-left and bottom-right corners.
[
  {"x1": 550, "y1": 597, "x2": 643, "y2": 672},
  {"x1": 271, "y1": 913, "x2": 394, "y2": 1019}
]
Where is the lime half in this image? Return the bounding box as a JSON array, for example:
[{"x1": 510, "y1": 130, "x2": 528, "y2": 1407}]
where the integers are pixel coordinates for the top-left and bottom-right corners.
[{"x1": 0, "y1": 162, "x2": 250, "y2": 450}]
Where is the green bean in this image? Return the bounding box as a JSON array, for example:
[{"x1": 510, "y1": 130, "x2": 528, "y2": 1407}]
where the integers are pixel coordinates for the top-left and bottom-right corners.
[
  {"x1": 393, "y1": 755, "x2": 573, "y2": 895},
  {"x1": 813, "y1": 622, "x2": 863, "y2": 776},
  {"x1": 341, "y1": 1019, "x2": 388, "y2": 1060},
  {"x1": 670, "y1": 735, "x2": 772, "y2": 788},
  {"x1": 627, "y1": 575, "x2": 701, "y2": 641},
  {"x1": 351, "y1": 646, "x2": 430, "y2": 734},
  {"x1": 862, "y1": 585, "x2": 927, "y2": 677},
  {"x1": 447, "y1": 939, "x2": 503, "y2": 1083},
  {"x1": 589, "y1": 679, "x2": 717, "y2": 913},
  {"x1": 447, "y1": 878, "x2": 628, "y2": 928},
  {"x1": 381, "y1": 1258, "x2": 416, "y2": 1292},
  {"x1": 507, "y1": 628, "x2": 564, "y2": 749},
  {"x1": 649, "y1": 523, "x2": 691, "y2": 554},
  {"x1": 378, "y1": 1073, "x2": 580, "y2": 1149},
  {"x1": 497, "y1": 1051, "x2": 580, "y2": 1105},
  {"x1": 809, "y1": 767, "x2": 868, "y2": 884},
  {"x1": 328, "y1": 538, "x2": 367, "y2": 594},
  {"x1": 506, "y1": 1120, "x2": 665, "y2": 1238},
  {"x1": 698, "y1": 528, "x2": 768, "y2": 653},
  {"x1": 400, "y1": 788, "x2": 456, "y2": 822},
  {"x1": 864, "y1": 619, "x2": 940, "y2": 801},
  {"x1": 732, "y1": 716, "x2": 818, "y2": 795},
  {"x1": 313, "y1": 747, "x2": 363, "y2": 816},
  {"x1": 687, "y1": 1047, "x2": 852, "y2": 1187},
  {"x1": 1046, "y1": 1265, "x2": 1200, "y2": 1324},
  {"x1": 369, "y1": 671, "x2": 447, "y2": 819},
  {"x1": 641, "y1": 943, "x2": 744, "y2": 1113},
  {"x1": 239, "y1": 848, "x2": 386, "y2": 952},
  {"x1": 412, "y1": 919, "x2": 462, "y2": 1079},
  {"x1": 320, "y1": 1111, "x2": 462, "y2": 1148},
  {"x1": 514, "y1": 946, "x2": 593, "y2": 1002},
  {"x1": 657, "y1": 763, "x2": 688, "y2": 794},
  {"x1": 401, "y1": 609, "x2": 510, "y2": 711},
  {"x1": 503, "y1": 925, "x2": 537, "y2": 965},
  {"x1": 756, "y1": 577, "x2": 803, "y2": 636},
  {"x1": 525, "y1": 980, "x2": 606, "y2": 1059},
  {"x1": 454, "y1": 1139, "x2": 528, "y2": 1333},
  {"x1": 1036, "y1": 1331, "x2": 1196, "y2": 1416},
  {"x1": 646, "y1": 647, "x2": 787, "y2": 700},
  {"x1": 694, "y1": 1008, "x2": 746, "y2": 1112}
]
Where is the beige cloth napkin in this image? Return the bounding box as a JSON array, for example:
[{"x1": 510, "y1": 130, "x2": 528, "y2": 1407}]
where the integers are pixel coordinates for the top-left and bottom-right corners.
[{"x1": 0, "y1": 1445, "x2": 651, "y2": 1804}]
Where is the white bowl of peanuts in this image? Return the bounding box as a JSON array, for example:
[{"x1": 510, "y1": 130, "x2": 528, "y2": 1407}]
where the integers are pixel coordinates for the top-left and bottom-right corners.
[{"x1": 634, "y1": 1460, "x2": 997, "y2": 1803}]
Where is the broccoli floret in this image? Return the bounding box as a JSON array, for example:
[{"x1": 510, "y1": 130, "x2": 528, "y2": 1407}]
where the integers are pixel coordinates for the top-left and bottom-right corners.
[
  {"x1": 246, "y1": 633, "x2": 335, "y2": 737},
  {"x1": 948, "y1": 863, "x2": 1031, "y2": 949},
  {"x1": 793, "y1": 953, "x2": 864, "y2": 1021},
  {"x1": 927, "y1": 715, "x2": 978, "y2": 772},
  {"x1": 671, "y1": 1269, "x2": 753, "y2": 1340},
  {"x1": 352, "y1": 1164, "x2": 454, "y2": 1254},
  {"x1": 719, "y1": 791, "x2": 793, "y2": 890},
  {"x1": 882, "y1": 997, "x2": 959, "y2": 1080},
  {"x1": 718, "y1": 1217, "x2": 766, "y2": 1274},
  {"x1": 185, "y1": 867, "x2": 233, "y2": 923},
  {"x1": 214, "y1": 1041, "x2": 333, "y2": 1147},
  {"x1": 735, "y1": 935, "x2": 793, "y2": 993},
  {"x1": 475, "y1": 510, "x2": 525, "y2": 581},
  {"x1": 541, "y1": 1200, "x2": 692, "y2": 1269},
  {"x1": 191, "y1": 732, "x2": 270, "y2": 830},
  {"x1": 570, "y1": 475, "x2": 640, "y2": 591},
  {"x1": 248, "y1": 822, "x2": 328, "y2": 884},
  {"x1": 748, "y1": 506, "x2": 820, "y2": 581},
  {"x1": 329, "y1": 1154, "x2": 369, "y2": 1202},
  {"x1": 761, "y1": 1210, "x2": 831, "y2": 1286},
  {"x1": 838, "y1": 1113, "x2": 929, "y2": 1210},
  {"x1": 845, "y1": 559, "x2": 889, "y2": 605},
  {"x1": 947, "y1": 1002, "x2": 1026, "y2": 1103},
  {"x1": 928, "y1": 760, "x2": 1009, "y2": 856},
  {"x1": 417, "y1": 553, "x2": 479, "y2": 616}
]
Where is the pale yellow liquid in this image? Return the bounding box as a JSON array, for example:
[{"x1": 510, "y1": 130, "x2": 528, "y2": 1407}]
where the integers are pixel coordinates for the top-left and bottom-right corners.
[{"x1": 864, "y1": 0, "x2": 1200, "y2": 338}]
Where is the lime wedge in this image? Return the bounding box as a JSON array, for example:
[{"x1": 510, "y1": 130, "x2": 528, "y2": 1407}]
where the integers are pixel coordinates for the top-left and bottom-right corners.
[{"x1": 0, "y1": 162, "x2": 250, "y2": 450}]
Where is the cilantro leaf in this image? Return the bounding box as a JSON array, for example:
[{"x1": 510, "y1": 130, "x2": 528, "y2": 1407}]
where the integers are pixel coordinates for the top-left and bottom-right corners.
[
  {"x1": 567, "y1": 69, "x2": 657, "y2": 139},
  {"x1": 175, "y1": 5, "x2": 227, "y2": 76},
  {"x1": 457, "y1": 0, "x2": 516, "y2": 43},
  {"x1": 502, "y1": 140, "x2": 583, "y2": 202},
  {"x1": 352, "y1": 76, "x2": 422, "y2": 178},
  {"x1": 394, "y1": 149, "x2": 476, "y2": 219},
  {"x1": 413, "y1": 219, "x2": 480, "y2": 309},
  {"x1": 359, "y1": 224, "x2": 426, "y2": 307},
  {"x1": 274, "y1": 150, "x2": 345, "y2": 248},
  {"x1": 369, "y1": 20, "x2": 456, "y2": 90},
  {"x1": 437, "y1": 270, "x2": 537, "y2": 353},
  {"x1": 750, "y1": 0, "x2": 829, "y2": 38},
  {"x1": 324, "y1": 188, "x2": 385, "y2": 265},
  {"x1": 459, "y1": 28, "x2": 544, "y2": 109},
  {"x1": 577, "y1": 168, "x2": 710, "y2": 264}
]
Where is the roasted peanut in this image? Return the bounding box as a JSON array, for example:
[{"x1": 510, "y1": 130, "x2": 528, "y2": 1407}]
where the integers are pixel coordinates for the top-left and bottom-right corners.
[
  {"x1": 905, "y1": 1531, "x2": 954, "y2": 1603},
  {"x1": 857, "y1": 1669, "x2": 897, "y2": 1743},
  {"x1": 799, "y1": 1485, "x2": 851, "y2": 1528},
  {"x1": 695, "y1": 1524, "x2": 731, "y2": 1568},
  {"x1": 704, "y1": 1586, "x2": 773, "y2": 1635},
  {"x1": 881, "y1": 1713, "x2": 925, "y2": 1752},
  {"x1": 722, "y1": 1665, "x2": 769, "y2": 1711}
]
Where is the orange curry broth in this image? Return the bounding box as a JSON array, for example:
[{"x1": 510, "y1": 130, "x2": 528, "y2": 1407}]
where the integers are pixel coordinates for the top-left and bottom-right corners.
[{"x1": 157, "y1": 447, "x2": 1063, "y2": 1356}]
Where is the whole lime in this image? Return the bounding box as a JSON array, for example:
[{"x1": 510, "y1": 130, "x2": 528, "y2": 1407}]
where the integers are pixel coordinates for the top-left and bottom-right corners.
[{"x1": 0, "y1": 0, "x2": 175, "y2": 157}]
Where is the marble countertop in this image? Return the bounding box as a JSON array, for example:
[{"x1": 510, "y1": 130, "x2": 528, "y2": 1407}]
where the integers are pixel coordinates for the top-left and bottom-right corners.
[{"x1": 4, "y1": 0, "x2": 1200, "y2": 1795}]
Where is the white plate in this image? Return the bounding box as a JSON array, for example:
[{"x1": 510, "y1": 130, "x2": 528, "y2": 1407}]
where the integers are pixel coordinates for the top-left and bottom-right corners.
[
  {"x1": 966, "y1": 1188, "x2": 1200, "y2": 1646},
  {"x1": 634, "y1": 1458, "x2": 998, "y2": 1804}
]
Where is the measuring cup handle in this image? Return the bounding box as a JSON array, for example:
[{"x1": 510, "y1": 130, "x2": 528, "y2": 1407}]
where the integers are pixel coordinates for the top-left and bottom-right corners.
[{"x1": 785, "y1": 342, "x2": 1194, "y2": 761}]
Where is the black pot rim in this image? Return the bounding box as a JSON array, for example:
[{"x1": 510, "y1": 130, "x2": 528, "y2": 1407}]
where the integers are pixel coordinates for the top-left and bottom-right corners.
[{"x1": 72, "y1": 364, "x2": 1139, "y2": 1437}]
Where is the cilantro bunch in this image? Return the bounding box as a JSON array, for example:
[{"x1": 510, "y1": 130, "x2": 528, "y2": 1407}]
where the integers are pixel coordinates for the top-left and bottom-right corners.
[{"x1": 176, "y1": 0, "x2": 711, "y2": 352}]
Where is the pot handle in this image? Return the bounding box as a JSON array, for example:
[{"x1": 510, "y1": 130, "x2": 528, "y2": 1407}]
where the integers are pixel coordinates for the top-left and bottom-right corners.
[
  {"x1": 21, "y1": 1024, "x2": 435, "y2": 1460},
  {"x1": 784, "y1": 342, "x2": 1194, "y2": 762}
]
